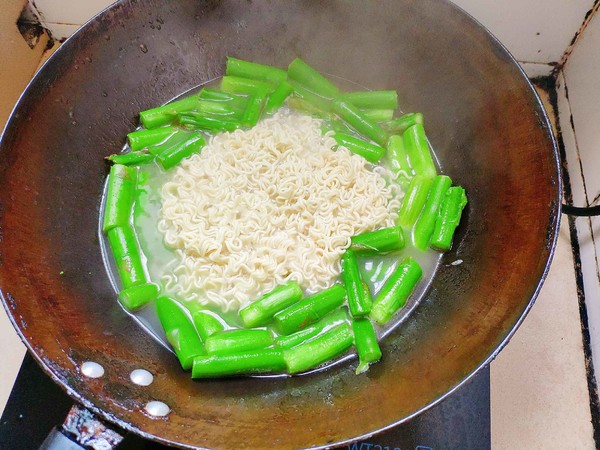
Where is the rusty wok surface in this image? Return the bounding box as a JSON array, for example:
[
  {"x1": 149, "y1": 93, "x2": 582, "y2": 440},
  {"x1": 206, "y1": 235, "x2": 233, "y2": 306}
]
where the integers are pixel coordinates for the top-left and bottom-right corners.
[{"x1": 0, "y1": 0, "x2": 560, "y2": 448}]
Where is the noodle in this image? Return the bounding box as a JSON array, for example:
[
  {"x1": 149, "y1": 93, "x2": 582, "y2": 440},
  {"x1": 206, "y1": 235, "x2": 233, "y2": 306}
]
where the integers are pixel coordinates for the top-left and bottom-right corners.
[{"x1": 158, "y1": 110, "x2": 402, "y2": 312}]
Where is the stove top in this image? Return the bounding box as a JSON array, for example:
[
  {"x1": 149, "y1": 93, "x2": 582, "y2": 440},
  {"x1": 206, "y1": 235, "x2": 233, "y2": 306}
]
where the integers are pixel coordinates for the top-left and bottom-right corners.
[{"x1": 0, "y1": 353, "x2": 490, "y2": 449}]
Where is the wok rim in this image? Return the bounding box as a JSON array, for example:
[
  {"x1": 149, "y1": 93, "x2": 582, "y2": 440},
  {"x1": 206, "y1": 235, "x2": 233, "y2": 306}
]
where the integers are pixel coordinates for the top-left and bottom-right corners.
[{"x1": 0, "y1": 0, "x2": 562, "y2": 448}]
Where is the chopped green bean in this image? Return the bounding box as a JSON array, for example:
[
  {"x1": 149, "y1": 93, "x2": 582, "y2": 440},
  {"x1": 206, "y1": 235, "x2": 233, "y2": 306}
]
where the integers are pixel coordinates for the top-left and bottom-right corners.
[
  {"x1": 398, "y1": 175, "x2": 433, "y2": 228},
  {"x1": 220, "y1": 75, "x2": 275, "y2": 95},
  {"x1": 107, "y1": 226, "x2": 147, "y2": 288},
  {"x1": 118, "y1": 282, "x2": 159, "y2": 311},
  {"x1": 287, "y1": 97, "x2": 328, "y2": 117},
  {"x1": 192, "y1": 348, "x2": 285, "y2": 378},
  {"x1": 360, "y1": 109, "x2": 395, "y2": 122},
  {"x1": 386, "y1": 134, "x2": 413, "y2": 181},
  {"x1": 199, "y1": 89, "x2": 249, "y2": 109},
  {"x1": 240, "y1": 282, "x2": 303, "y2": 328},
  {"x1": 140, "y1": 96, "x2": 200, "y2": 129},
  {"x1": 241, "y1": 91, "x2": 267, "y2": 127},
  {"x1": 146, "y1": 129, "x2": 196, "y2": 155},
  {"x1": 275, "y1": 308, "x2": 349, "y2": 349},
  {"x1": 338, "y1": 90, "x2": 398, "y2": 110},
  {"x1": 107, "y1": 225, "x2": 138, "y2": 260},
  {"x1": 265, "y1": 81, "x2": 294, "y2": 114},
  {"x1": 332, "y1": 99, "x2": 389, "y2": 147},
  {"x1": 156, "y1": 134, "x2": 205, "y2": 170},
  {"x1": 273, "y1": 284, "x2": 346, "y2": 335},
  {"x1": 156, "y1": 296, "x2": 204, "y2": 370},
  {"x1": 128, "y1": 126, "x2": 177, "y2": 151},
  {"x1": 370, "y1": 257, "x2": 423, "y2": 324},
  {"x1": 114, "y1": 255, "x2": 147, "y2": 289},
  {"x1": 287, "y1": 58, "x2": 339, "y2": 98},
  {"x1": 195, "y1": 99, "x2": 244, "y2": 118},
  {"x1": 413, "y1": 175, "x2": 452, "y2": 249},
  {"x1": 334, "y1": 132, "x2": 385, "y2": 164},
  {"x1": 352, "y1": 318, "x2": 382, "y2": 374},
  {"x1": 403, "y1": 123, "x2": 437, "y2": 180},
  {"x1": 431, "y1": 186, "x2": 468, "y2": 251},
  {"x1": 350, "y1": 226, "x2": 405, "y2": 254},
  {"x1": 341, "y1": 249, "x2": 371, "y2": 318},
  {"x1": 103, "y1": 164, "x2": 136, "y2": 232},
  {"x1": 283, "y1": 323, "x2": 353, "y2": 374},
  {"x1": 204, "y1": 329, "x2": 273, "y2": 355},
  {"x1": 178, "y1": 112, "x2": 240, "y2": 132},
  {"x1": 106, "y1": 150, "x2": 154, "y2": 166},
  {"x1": 192, "y1": 311, "x2": 225, "y2": 342},
  {"x1": 288, "y1": 80, "x2": 333, "y2": 112},
  {"x1": 226, "y1": 57, "x2": 287, "y2": 85},
  {"x1": 383, "y1": 112, "x2": 424, "y2": 134}
]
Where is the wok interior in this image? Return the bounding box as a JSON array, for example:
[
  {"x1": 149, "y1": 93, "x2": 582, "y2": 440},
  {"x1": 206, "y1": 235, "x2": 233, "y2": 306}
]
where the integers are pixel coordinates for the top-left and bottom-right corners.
[{"x1": 0, "y1": 0, "x2": 559, "y2": 448}]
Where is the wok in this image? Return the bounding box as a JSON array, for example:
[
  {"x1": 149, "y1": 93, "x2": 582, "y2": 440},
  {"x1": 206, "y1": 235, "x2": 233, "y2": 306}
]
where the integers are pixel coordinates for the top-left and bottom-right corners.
[{"x1": 0, "y1": 0, "x2": 560, "y2": 448}]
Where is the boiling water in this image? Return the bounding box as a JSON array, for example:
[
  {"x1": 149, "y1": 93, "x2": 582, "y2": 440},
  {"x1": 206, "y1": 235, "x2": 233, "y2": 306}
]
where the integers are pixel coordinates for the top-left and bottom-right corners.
[{"x1": 98, "y1": 80, "x2": 443, "y2": 372}]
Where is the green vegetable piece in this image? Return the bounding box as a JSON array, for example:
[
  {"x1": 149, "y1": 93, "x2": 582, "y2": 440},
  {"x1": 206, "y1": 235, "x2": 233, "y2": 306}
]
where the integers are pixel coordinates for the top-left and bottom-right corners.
[
  {"x1": 430, "y1": 186, "x2": 468, "y2": 251},
  {"x1": 275, "y1": 308, "x2": 349, "y2": 349},
  {"x1": 287, "y1": 97, "x2": 329, "y2": 117},
  {"x1": 341, "y1": 250, "x2": 371, "y2": 318},
  {"x1": 226, "y1": 56, "x2": 287, "y2": 85},
  {"x1": 204, "y1": 329, "x2": 273, "y2": 355},
  {"x1": 334, "y1": 132, "x2": 385, "y2": 164},
  {"x1": 241, "y1": 91, "x2": 267, "y2": 127},
  {"x1": 192, "y1": 311, "x2": 225, "y2": 342},
  {"x1": 140, "y1": 96, "x2": 200, "y2": 129},
  {"x1": 127, "y1": 126, "x2": 177, "y2": 151},
  {"x1": 386, "y1": 134, "x2": 413, "y2": 180},
  {"x1": 192, "y1": 348, "x2": 285, "y2": 378},
  {"x1": 338, "y1": 90, "x2": 398, "y2": 110},
  {"x1": 287, "y1": 58, "x2": 339, "y2": 98},
  {"x1": 265, "y1": 81, "x2": 294, "y2": 114},
  {"x1": 403, "y1": 123, "x2": 437, "y2": 180},
  {"x1": 350, "y1": 226, "x2": 405, "y2": 254},
  {"x1": 106, "y1": 150, "x2": 154, "y2": 166},
  {"x1": 283, "y1": 323, "x2": 353, "y2": 374},
  {"x1": 383, "y1": 112, "x2": 424, "y2": 134},
  {"x1": 145, "y1": 129, "x2": 195, "y2": 155},
  {"x1": 198, "y1": 88, "x2": 237, "y2": 101},
  {"x1": 156, "y1": 296, "x2": 204, "y2": 370},
  {"x1": 114, "y1": 255, "x2": 147, "y2": 288},
  {"x1": 360, "y1": 109, "x2": 394, "y2": 123},
  {"x1": 195, "y1": 100, "x2": 244, "y2": 118},
  {"x1": 156, "y1": 134, "x2": 206, "y2": 170},
  {"x1": 239, "y1": 282, "x2": 303, "y2": 328},
  {"x1": 331, "y1": 99, "x2": 389, "y2": 147},
  {"x1": 103, "y1": 164, "x2": 136, "y2": 232},
  {"x1": 288, "y1": 80, "x2": 333, "y2": 112},
  {"x1": 107, "y1": 226, "x2": 138, "y2": 261},
  {"x1": 273, "y1": 284, "x2": 346, "y2": 335},
  {"x1": 370, "y1": 257, "x2": 422, "y2": 324},
  {"x1": 352, "y1": 318, "x2": 382, "y2": 374},
  {"x1": 199, "y1": 89, "x2": 250, "y2": 109},
  {"x1": 398, "y1": 175, "x2": 433, "y2": 228},
  {"x1": 220, "y1": 75, "x2": 275, "y2": 96},
  {"x1": 118, "y1": 282, "x2": 159, "y2": 311},
  {"x1": 413, "y1": 175, "x2": 452, "y2": 249},
  {"x1": 178, "y1": 112, "x2": 240, "y2": 132}
]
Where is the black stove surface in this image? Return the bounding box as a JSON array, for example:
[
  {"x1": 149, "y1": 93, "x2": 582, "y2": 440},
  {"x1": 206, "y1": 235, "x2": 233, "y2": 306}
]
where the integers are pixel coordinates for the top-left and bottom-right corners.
[{"x1": 0, "y1": 353, "x2": 490, "y2": 449}]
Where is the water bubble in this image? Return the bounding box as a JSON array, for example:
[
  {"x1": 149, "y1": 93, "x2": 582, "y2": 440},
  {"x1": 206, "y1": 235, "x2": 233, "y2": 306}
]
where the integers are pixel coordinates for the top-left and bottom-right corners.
[{"x1": 139, "y1": 44, "x2": 148, "y2": 54}]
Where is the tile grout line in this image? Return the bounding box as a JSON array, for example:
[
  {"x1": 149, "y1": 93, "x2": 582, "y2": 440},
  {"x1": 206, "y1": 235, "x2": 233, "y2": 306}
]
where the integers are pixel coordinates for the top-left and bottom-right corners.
[
  {"x1": 540, "y1": 73, "x2": 600, "y2": 447},
  {"x1": 561, "y1": 69, "x2": 600, "y2": 297}
]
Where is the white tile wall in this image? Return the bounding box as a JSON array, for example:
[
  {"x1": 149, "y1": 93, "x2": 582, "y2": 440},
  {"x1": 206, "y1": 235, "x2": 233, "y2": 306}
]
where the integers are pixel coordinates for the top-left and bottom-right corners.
[
  {"x1": 559, "y1": 10, "x2": 600, "y2": 382},
  {"x1": 451, "y1": 0, "x2": 594, "y2": 64}
]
